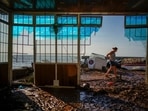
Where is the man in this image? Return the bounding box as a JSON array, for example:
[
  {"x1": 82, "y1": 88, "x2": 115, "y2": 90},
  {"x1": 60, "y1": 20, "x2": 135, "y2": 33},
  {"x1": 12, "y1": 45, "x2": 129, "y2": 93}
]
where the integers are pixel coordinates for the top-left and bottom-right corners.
[{"x1": 105, "y1": 47, "x2": 118, "y2": 78}]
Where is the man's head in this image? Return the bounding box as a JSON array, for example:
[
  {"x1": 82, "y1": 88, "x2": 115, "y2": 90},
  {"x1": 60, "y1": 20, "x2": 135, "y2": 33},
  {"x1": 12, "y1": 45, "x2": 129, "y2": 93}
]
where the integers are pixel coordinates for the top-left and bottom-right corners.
[{"x1": 112, "y1": 47, "x2": 118, "y2": 51}]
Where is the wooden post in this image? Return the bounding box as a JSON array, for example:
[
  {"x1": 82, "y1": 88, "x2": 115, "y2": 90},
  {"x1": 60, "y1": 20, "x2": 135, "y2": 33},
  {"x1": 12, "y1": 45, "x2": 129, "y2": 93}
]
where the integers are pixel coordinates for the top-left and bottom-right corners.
[
  {"x1": 146, "y1": 28, "x2": 148, "y2": 85},
  {"x1": 8, "y1": 12, "x2": 13, "y2": 86}
]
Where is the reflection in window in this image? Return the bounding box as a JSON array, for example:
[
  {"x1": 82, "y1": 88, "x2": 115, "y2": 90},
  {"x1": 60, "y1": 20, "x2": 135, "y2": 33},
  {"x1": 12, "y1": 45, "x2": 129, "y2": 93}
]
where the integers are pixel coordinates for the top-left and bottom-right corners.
[
  {"x1": 125, "y1": 15, "x2": 148, "y2": 49},
  {"x1": 12, "y1": 14, "x2": 103, "y2": 65},
  {"x1": 36, "y1": 15, "x2": 54, "y2": 24},
  {"x1": 80, "y1": 15, "x2": 102, "y2": 25},
  {"x1": 0, "y1": 10, "x2": 8, "y2": 62},
  {"x1": 57, "y1": 15, "x2": 77, "y2": 24},
  {"x1": 14, "y1": 14, "x2": 33, "y2": 24},
  {"x1": 80, "y1": 15, "x2": 102, "y2": 56},
  {"x1": 125, "y1": 15, "x2": 147, "y2": 41},
  {"x1": 125, "y1": 28, "x2": 147, "y2": 41},
  {"x1": 35, "y1": 26, "x2": 55, "y2": 62},
  {"x1": 57, "y1": 26, "x2": 78, "y2": 63},
  {"x1": 0, "y1": 11, "x2": 9, "y2": 22},
  {"x1": 13, "y1": 14, "x2": 33, "y2": 68},
  {"x1": 125, "y1": 16, "x2": 147, "y2": 26},
  {"x1": 35, "y1": 15, "x2": 78, "y2": 63}
]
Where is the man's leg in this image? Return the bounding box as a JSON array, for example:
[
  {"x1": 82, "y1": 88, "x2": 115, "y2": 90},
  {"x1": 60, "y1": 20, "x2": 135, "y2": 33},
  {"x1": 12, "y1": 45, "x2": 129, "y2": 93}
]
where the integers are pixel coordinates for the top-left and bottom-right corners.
[
  {"x1": 105, "y1": 66, "x2": 112, "y2": 77},
  {"x1": 112, "y1": 66, "x2": 117, "y2": 77}
]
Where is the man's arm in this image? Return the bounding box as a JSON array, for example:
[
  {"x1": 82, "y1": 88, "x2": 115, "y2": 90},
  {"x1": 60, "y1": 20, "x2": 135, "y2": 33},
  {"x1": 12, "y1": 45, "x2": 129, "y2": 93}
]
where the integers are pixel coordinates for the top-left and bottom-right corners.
[{"x1": 106, "y1": 51, "x2": 113, "y2": 59}]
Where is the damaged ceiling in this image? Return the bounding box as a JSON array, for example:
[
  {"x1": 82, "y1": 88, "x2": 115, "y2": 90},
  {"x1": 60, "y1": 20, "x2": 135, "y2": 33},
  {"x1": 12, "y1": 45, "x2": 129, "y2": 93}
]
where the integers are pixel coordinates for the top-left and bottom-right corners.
[{"x1": 0, "y1": 0, "x2": 148, "y2": 13}]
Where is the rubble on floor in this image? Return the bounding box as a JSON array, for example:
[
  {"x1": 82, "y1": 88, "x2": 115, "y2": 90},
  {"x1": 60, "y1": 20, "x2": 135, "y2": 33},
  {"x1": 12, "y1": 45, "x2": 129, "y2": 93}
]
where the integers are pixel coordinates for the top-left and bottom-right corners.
[{"x1": 0, "y1": 70, "x2": 148, "y2": 111}]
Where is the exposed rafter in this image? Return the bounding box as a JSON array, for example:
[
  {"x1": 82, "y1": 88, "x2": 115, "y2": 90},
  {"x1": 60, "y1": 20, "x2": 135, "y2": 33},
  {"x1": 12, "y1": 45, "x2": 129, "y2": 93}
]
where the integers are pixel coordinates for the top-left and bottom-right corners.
[{"x1": 0, "y1": 0, "x2": 148, "y2": 13}]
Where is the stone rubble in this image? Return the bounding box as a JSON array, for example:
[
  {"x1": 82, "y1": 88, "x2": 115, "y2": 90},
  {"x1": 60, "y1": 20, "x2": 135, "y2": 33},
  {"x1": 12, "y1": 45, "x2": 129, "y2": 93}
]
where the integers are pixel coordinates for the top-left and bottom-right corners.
[
  {"x1": 0, "y1": 70, "x2": 148, "y2": 111},
  {"x1": 16, "y1": 86, "x2": 77, "y2": 111},
  {"x1": 78, "y1": 70, "x2": 148, "y2": 111}
]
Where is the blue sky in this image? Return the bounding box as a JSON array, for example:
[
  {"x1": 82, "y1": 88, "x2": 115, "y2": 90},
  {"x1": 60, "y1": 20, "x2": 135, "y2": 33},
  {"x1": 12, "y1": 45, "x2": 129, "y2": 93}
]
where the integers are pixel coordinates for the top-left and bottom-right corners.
[{"x1": 85, "y1": 16, "x2": 146, "y2": 57}]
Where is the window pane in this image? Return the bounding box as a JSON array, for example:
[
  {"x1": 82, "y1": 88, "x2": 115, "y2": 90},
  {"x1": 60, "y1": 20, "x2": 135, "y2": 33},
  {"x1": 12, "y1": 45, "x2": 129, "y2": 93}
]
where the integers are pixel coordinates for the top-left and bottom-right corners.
[
  {"x1": 80, "y1": 15, "x2": 102, "y2": 25},
  {"x1": 57, "y1": 15, "x2": 77, "y2": 24},
  {"x1": 0, "y1": 12, "x2": 8, "y2": 63},
  {"x1": 14, "y1": 14, "x2": 33, "y2": 24},
  {"x1": 36, "y1": 15, "x2": 54, "y2": 24}
]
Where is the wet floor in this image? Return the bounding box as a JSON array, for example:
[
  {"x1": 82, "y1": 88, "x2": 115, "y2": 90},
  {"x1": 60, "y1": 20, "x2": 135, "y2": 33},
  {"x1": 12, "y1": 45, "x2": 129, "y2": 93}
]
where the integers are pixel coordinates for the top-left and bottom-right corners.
[
  {"x1": 41, "y1": 87, "x2": 148, "y2": 111},
  {"x1": 0, "y1": 83, "x2": 148, "y2": 111},
  {"x1": 42, "y1": 88, "x2": 82, "y2": 103},
  {"x1": 0, "y1": 70, "x2": 148, "y2": 111}
]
